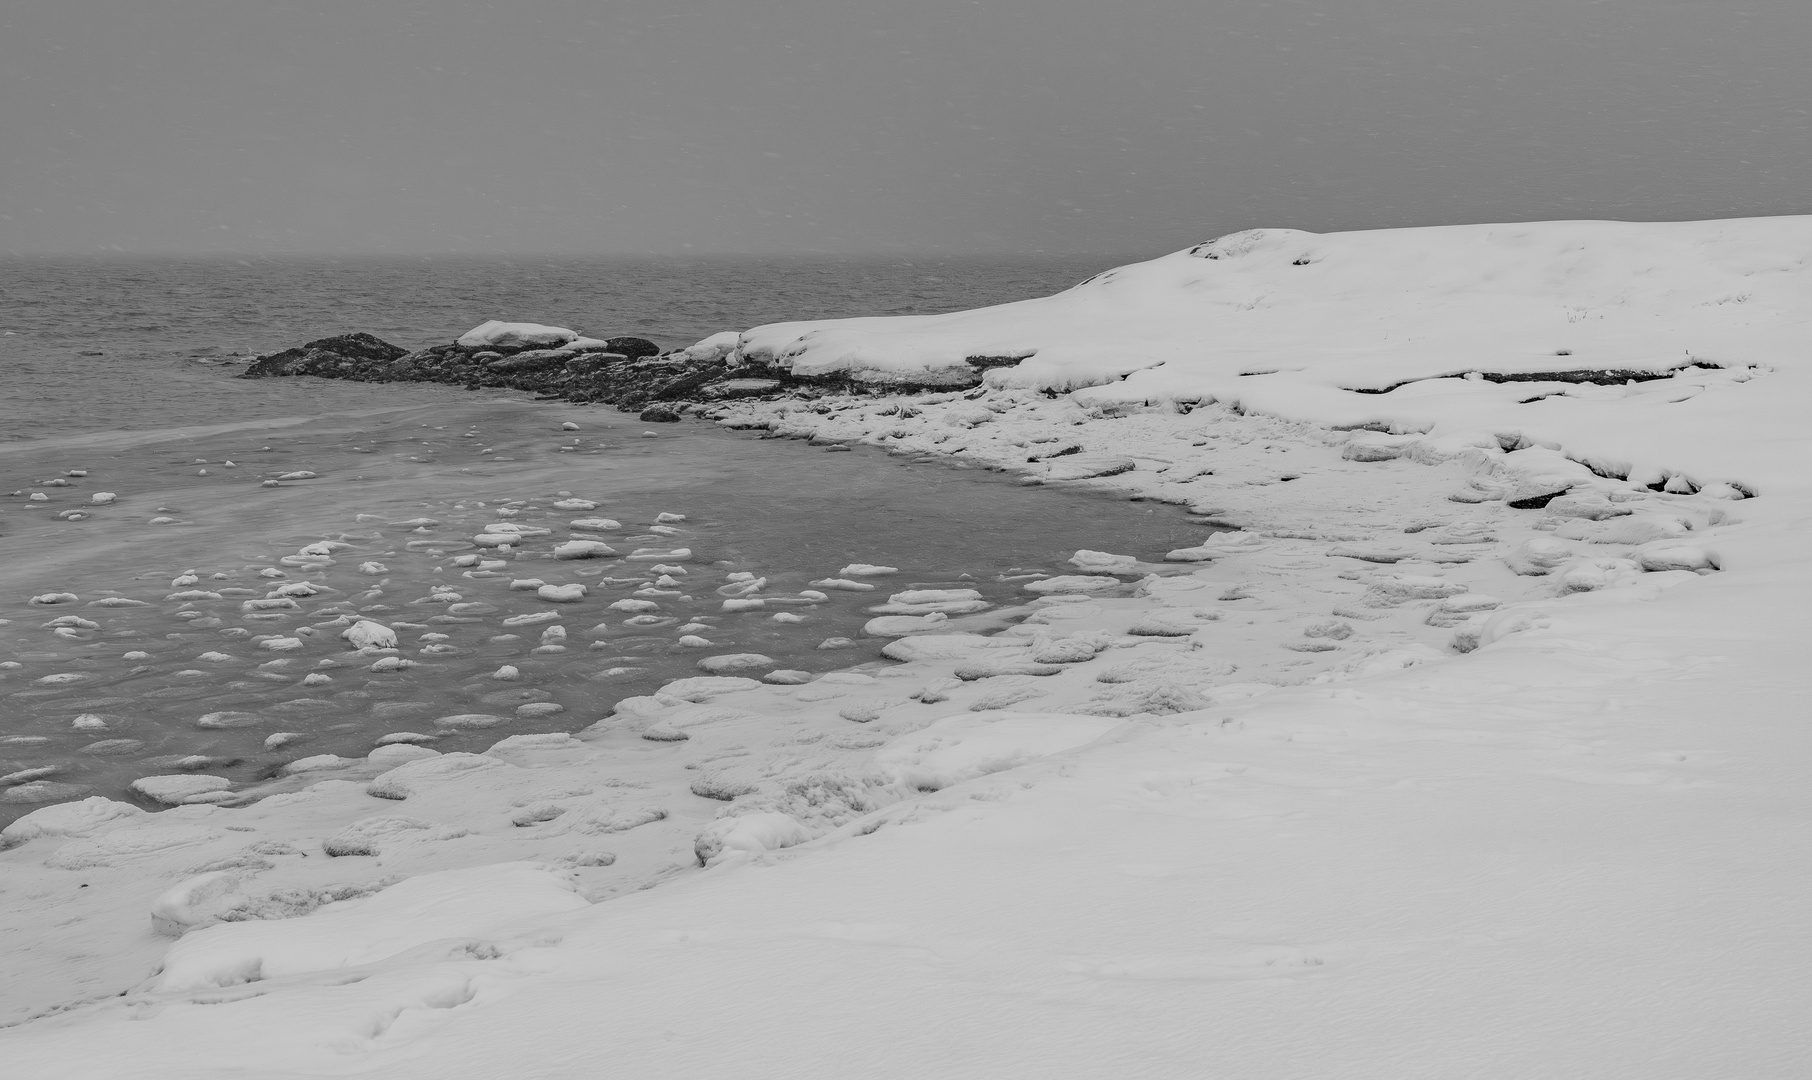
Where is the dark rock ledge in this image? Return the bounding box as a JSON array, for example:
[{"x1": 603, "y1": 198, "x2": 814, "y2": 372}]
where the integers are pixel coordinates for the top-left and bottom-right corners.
[{"x1": 238, "y1": 331, "x2": 1020, "y2": 421}]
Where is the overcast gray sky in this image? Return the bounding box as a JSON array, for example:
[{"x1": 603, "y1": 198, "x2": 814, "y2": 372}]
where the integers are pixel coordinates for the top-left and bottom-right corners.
[{"x1": 2, "y1": 0, "x2": 1807, "y2": 255}]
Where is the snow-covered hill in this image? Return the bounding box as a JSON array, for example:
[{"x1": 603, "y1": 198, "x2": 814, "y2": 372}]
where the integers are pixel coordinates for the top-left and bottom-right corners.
[
  {"x1": 737, "y1": 216, "x2": 1810, "y2": 502},
  {"x1": 740, "y1": 217, "x2": 1808, "y2": 390}
]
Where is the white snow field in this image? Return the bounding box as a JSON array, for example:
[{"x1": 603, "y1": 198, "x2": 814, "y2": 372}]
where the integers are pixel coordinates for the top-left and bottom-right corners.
[{"x1": 4, "y1": 216, "x2": 1811, "y2": 1077}]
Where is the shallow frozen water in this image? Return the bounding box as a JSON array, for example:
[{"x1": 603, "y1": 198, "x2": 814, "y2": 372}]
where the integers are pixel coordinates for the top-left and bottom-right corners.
[{"x1": 0, "y1": 396, "x2": 1212, "y2": 822}]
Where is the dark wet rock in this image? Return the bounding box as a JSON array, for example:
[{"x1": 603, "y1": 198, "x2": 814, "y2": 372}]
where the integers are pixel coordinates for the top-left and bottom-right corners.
[
  {"x1": 965, "y1": 353, "x2": 1033, "y2": 370},
  {"x1": 242, "y1": 323, "x2": 956, "y2": 416},
  {"x1": 242, "y1": 329, "x2": 721, "y2": 406},
  {"x1": 240, "y1": 333, "x2": 408, "y2": 378},
  {"x1": 1345, "y1": 362, "x2": 1726, "y2": 395},
  {"x1": 1507, "y1": 488, "x2": 1571, "y2": 510},
  {"x1": 607, "y1": 355, "x2": 734, "y2": 411},
  {"x1": 487, "y1": 348, "x2": 594, "y2": 372},
  {"x1": 605, "y1": 337, "x2": 661, "y2": 360}
]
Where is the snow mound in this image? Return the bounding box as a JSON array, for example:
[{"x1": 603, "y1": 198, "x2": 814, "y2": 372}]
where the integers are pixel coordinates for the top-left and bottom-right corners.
[
  {"x1": 153, "y1": 863, "x2": 586, "y2": 991},
  {"x1": 873, "y1": 710, "x2": 1124, "y2": 792},
  {"x1": 0, "y1": 796, "x2": 144, "y2": 845},
  {"x1": 693, "y1": 813, "x2": 814, "y2": 866},
  {"x1": 731, "y1": 219, "x2": 1808, "y2": 396},
  {"x1": 456, "y1": 321, "x2": 579, "y2": 349}
]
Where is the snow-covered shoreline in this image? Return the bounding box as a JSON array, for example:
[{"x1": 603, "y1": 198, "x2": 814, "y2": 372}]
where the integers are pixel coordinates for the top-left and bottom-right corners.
[{"x1": 4, "y1": 217, "x2": 1809, "y2": 1076}]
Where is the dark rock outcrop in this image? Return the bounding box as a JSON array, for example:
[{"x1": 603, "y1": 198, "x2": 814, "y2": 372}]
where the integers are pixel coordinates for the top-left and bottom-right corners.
[
  {"x1": 1506, "y1": 489, "x2": 1571, "y2": 510},
  {"x1": 240, "y1": 333, "x2": 408, "y2": 378},
  {"x1": 240, "y1": 331, "x2": 745, "y2": 411},
  {"x1": 605, "y1": 337, "x2": 661, "y2": 360},
  {"x1": 239, "y1": 326, "x2": 1019, "y2": 417}
]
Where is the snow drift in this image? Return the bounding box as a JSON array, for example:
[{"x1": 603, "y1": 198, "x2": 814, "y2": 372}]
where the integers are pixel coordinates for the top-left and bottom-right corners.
[{"x1": 735, "y1": 218, "x2": 1808, "y2": 392}]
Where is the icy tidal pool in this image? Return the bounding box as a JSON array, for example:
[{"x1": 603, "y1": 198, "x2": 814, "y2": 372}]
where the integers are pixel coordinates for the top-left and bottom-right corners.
[{"x1": 0, "y1": 396, "x2": 1214, "y2": 822}]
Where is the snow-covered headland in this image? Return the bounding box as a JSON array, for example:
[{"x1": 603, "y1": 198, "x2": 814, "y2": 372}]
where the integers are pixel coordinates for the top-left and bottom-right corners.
[{"x1": 3, "y1": 217, "x2": 1809, "y2": 1076}]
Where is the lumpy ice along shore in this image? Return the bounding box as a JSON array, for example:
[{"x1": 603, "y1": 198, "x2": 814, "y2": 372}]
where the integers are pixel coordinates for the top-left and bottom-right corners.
[{"x1": 0, "y1": 385, "x2": 1227, "y2": 824}]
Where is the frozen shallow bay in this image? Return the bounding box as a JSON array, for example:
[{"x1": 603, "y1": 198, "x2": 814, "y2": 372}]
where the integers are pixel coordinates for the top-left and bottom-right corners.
[{"x1": 0, "y1": 396, "x2": 1213, "y2": 822}]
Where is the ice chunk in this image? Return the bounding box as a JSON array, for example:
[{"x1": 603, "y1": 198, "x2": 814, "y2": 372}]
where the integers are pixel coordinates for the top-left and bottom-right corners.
[
  {"x1": 811, "y1": 578, "x2": 877, "y2": 591},
  {"x1": 342, "y1": 619, "x2": 396, "y2": 645},
  {"x1": 280, "y1": 754, "x2": 355, "y2": 775},
  {"x1": 0, "y1": 796, "x2": 144, "y2": 844},
  {"x1": 1504, "y1": 537, "x2": 1574, "y2": 576},
  {"x1": 554, "y1": 540, "x2": 617, "y2": 559},
  {"x1": 433, "y1": 713, "x2": 512, "y2": 730},
  {"x1": 628, "y1": 547, "x2": 691, "y2": 561},
  {"x1": 658, "y1": 676, "x2": 762, "y2": 701},
  {"x1": 130, "y1": 774, "x2": 232, "y2": 805},
  {"x1": 864, "y1": 612, "x2": 951, "y2": 637},
  {"x1": 366, "y1": 752, "x2": 507, "y2": 800},
  {"x1": 694, "y1": 813, "x2": 813, "y2": 866},
  {"x1": 880, "y1": 633, "x2": 1019, "y2": 662},
  {"x1": 150, "y1": 871, "x2": 251, "y2": 937},
  {"x1": 1023, "y1": 575, "x2": 1122, "y2": 595},
  {"x1": 697, "y1": 653, "x2": 774, "y2": 674},
  {"x1": 888, "y1": 588, "x2": 983, "y2": 605},
  {"x1": 1637, "y1": 545, "x2": 1718, "y2": 572},
  {"x1": 1070, "y1": 549, "x2": 1137, "y2": 572},
  {"x1": 1594, "y1": 515, "x2": 1692, "y2": 546}
]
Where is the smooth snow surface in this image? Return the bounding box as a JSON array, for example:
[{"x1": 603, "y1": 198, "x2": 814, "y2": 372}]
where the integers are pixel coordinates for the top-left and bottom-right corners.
[
  {"x1": 153, "y1": 863, "x2": 586, "y2": 991},
  {"x1": 4, "y1": 216, "x2": 1811, "y2": 1077},
  {"x1": 454, "y1": 321, "x2": 579, "y2": 350},
  {"x1": 738, "y1": 218, "x2": 1804, "y2": 386}
]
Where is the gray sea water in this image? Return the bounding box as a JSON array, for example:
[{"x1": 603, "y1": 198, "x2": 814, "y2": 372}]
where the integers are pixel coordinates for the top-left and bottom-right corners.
[
  {"x1": 0, "y1": 255, "x2": 1213, "y2": 824},
  {"x1": 0, "y1": 255, "x2": 1144, "y2": 440}
]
